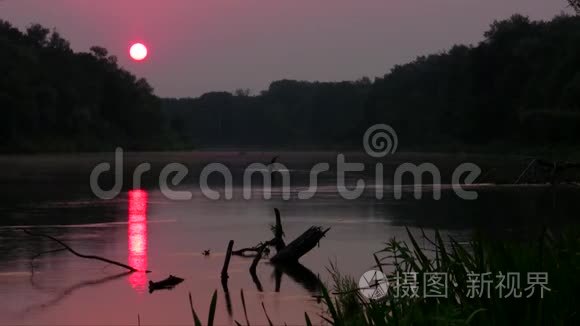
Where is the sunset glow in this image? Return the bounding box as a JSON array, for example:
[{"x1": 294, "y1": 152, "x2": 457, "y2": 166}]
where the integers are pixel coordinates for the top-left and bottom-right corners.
[{"x1": 129, "y1": 43, "x2": 148, "y2": 61}]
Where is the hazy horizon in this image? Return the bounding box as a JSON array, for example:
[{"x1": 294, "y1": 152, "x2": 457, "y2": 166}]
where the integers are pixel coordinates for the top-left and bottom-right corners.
[{"x1": 0, "y1": 0, "x2": 571, "y2": 97}]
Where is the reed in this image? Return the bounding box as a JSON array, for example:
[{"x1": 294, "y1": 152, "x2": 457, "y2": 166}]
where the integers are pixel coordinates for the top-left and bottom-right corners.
[
  {"x1": 186, "y1": 227, "x2": 580, "y2": 325},
  {"x1": 321, "y1": 227, "x2": 580, "y2": 325}
]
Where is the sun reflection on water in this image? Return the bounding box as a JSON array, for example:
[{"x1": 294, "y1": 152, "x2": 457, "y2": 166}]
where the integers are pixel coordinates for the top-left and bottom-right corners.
[{"x1": 128, "y1": 189, "x2": 148, "y2": 292}]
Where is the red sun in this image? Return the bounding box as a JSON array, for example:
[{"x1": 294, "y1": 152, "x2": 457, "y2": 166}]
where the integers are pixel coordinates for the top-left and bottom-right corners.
[{"x1": 129, "y1": 43, "x2": 148, "y2": 61}]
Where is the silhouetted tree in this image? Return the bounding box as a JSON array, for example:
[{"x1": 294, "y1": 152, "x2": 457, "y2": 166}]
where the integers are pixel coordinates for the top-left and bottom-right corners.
[
  {"x1": 47, "y1": 30, "x2": 70, "y2": 51},
  {"x1": 568, "y1": 1, "x2": 580, "y2": 15},
  {"x1": 0, "y1": 20, "x2": 180, "y2": 152},
  {"x1": 90, "y1": 46, "x2": 108, "y2": 58},
  {"x1": 234, "y1": 88, "x2": 251, "y2": 97},
  {"x1": 25, "y1": 24, "x2": 50, "y2": 47}
]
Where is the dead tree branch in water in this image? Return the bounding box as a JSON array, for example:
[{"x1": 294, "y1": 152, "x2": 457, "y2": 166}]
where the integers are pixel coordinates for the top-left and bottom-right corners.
[
  {"x1": 232, "y1": 243, "x2": 270, "y2": 257},
  {"x1": 249, "y1": 245, "x2": 266, "y2": 276},
  {"x1": 272, "y1": 208, "x2": 285, "y2": 251},
  {"x1": 232, "y1": 208, "x2": 285, "y2": 257},
  {"x1": 148, "y1": 275, "x2": 184, "y2": 293},
  {"x1": 233, "y1": 208, "x2": 328, "y2": 294},
  {"x1": 270, "y1": 227, "x2": 330, "y2": 264},
  {"x1": 221, "y1": 240, "x2": 234, "y2": 291},
  {"x1": 274, "y1": 262, "x2": 321, "y2": 293},
  {"x1": 28, "y1": 248, "x2": 67, "y2": 292},
  {"x1": 23, "y1": 271, "x2": 131, "y2": 313},
  {"x1": 30, "y1": 248, "x2": 66, "y2": 274},
  {"x1": 19, "y1": 229, "x2": 150, "y2": 273},
  {"x1": 220, "y1": 240, "x2": 235, "y2": 315},
  {"x1": 234, "y1": 208, "x2": 329, "y2": 265}
]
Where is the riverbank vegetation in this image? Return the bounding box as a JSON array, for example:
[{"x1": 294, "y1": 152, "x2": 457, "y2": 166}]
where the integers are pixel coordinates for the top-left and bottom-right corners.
[
  {"x1": 319, "y1": 228, "x2": 579, "y2": 325},
  {"x1": 187, "y1": 228, "x2": 579, "y2": 325}
]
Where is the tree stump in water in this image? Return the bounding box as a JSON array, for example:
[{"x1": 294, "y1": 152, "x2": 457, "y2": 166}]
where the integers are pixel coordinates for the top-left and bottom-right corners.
[{"x1": 270, "y1": 226, "x2": 330, "y2": 264}]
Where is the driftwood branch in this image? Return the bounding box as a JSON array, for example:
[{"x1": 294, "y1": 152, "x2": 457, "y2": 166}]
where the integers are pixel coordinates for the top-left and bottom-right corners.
[
  {"x1": 275, "y1": 263, "x2": 321, "y2": 293},
  {"x1": 232, "y1": 208, "x2": 285, "y2": 257},
  {"x1": 148, "y1": 275, "x2": 184, "y2": 293},
  {"x1": 273, "y1": 208, "x2": 285, "y2": 251},
  {"x1": 221, "y1": 240, "x2": 235, "y2": 314},
  {"x1": 23, "y1": 271, "x2": 131, "y2": 313},
  {"x1": 230, "y1": 208, "x2": 329, "y2": 294},
  {"x1": 270, "y1": 227, "x2": 330, "y2": 264},
  {"x1": 30, "y1": 248, "x2": 66, "y2": 275},
  {"x1": 20, "y1": 229, "x2": 149, "y2": 273},
  {"x1": 234, "y1": 208, "x2": 329, "y2": 265},
  {"x1": 232, "y1": 244, "x2": 269, "y2": 257},
  {"x1": 249, "y1": 244, "x2": 266, "y2": 276},
  {"x1": 221, "y1": 240, "x2": 234, "y2": 283}
]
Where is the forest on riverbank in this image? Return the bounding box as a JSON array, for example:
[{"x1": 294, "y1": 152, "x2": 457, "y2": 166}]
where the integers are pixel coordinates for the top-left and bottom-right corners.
[
  {"x1": 163, "y1": 14, "x2": 580, "y2": 151},
  {"x1": 1, "y1": 14, "x2": 580, "y2": 152},
  {"x1": 0, "y1": 21, "x2": 178, "y2": 152}
]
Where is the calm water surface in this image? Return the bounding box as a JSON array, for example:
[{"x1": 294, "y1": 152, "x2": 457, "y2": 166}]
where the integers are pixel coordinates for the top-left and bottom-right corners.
[{"x1": 0, "y1": 152, "x2": 577, "y2": 325}]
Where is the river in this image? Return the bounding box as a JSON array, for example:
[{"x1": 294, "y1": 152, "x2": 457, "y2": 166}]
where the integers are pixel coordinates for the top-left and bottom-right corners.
[{"x1": 0, "y1": 151, "x2": 577, "y2": 325}]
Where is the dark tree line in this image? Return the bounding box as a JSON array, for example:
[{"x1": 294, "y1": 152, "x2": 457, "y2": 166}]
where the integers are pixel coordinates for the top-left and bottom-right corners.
[
  {"x1": 569, "y1": 1, "x2": 580, "y2": 15},
  {"x1": 163, "y1": 78, "x2": 372, "y2": 147},
  {"x1": 0, "y1": 21, "x2": 179, "y2": 152},
  {"x1": 2, "y1": 14, "x2": 580, "y2": 152},
  {"x1": 164, "y1": 14, "x2": 580, "y2": 151},
  {"x1": 366, "y1": 14, "x2": 580, "y2": 149}
]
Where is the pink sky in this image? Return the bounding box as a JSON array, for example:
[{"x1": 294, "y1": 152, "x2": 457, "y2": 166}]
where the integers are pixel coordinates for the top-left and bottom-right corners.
[{"x1": 0, "y1": 0, "x2": 570, "y2": 97}]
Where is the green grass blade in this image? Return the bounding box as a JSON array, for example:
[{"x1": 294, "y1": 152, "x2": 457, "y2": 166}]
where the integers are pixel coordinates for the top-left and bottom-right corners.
[
  {"x1": 373, "y1": 253, "x2": 384, "y2": 274},
  {"x1": 405, "y1": 227, "x2": 431, "y2": 271},
  {"x1": 466, "y1": 308, "x2": 487, "y2": 324},
  {"x1": 240, "y1": 289, "x2": 250, "y2": 326},
  {"x1": 207, "y1": 290, "x2": 217, "y2": 326},
  {"x1": 304, "y1": 312, "x2": 313, "y2": 326},
  {"x1": 320, "y1": 285, "x2": 341, "y2": 326},
  {"x1": 261, "y1": 302, "x2": 274, "y2": 326},
  {"x1": 188, "y1": 292, "x2": 203, "y2": 326}
]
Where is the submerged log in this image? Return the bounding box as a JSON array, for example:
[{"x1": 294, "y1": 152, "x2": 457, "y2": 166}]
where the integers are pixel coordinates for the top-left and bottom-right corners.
[
  {"x1": 233, "y1": 208, "x2": 329, "y2": 292},
  {"x1": 148, "y1": 275, "x2": 184, "y2": 293},
  {"x1": 270, "y1": 227, "x2": 330, "y2": 264}
]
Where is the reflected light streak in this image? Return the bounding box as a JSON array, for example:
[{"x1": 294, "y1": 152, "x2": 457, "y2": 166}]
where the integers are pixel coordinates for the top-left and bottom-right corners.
[{"x1": 128, "y1": 189, "x2": 148, "y2": 292}]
